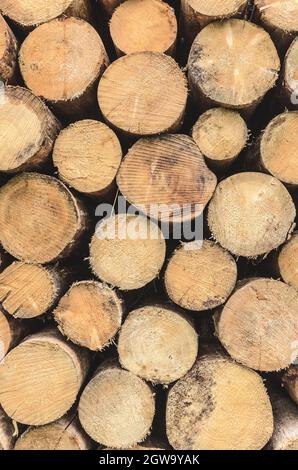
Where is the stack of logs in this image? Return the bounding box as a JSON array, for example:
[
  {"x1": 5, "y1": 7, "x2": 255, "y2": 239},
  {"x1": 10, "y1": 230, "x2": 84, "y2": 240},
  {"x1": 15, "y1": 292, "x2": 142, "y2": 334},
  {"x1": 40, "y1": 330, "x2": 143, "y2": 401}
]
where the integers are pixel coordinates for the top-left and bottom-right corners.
[{"x1": 0, "y1": 0, "x2": 297, "y2": 451}]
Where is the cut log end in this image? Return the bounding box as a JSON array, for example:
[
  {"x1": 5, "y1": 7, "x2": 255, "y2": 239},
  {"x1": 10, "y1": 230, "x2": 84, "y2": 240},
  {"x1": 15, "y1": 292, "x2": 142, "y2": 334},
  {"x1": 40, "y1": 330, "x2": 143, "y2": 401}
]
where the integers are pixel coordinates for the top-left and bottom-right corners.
[
  {"x1": 166, "y1": 354, "x2": 273, "y2": 450},
  {"x1": 278, "y1": 232, "x2": 298, "y2": 291},
  {"x1": 0, "y1": 173, "x2": 88, "y2": 264},
  {"x1": 117, "y1": 134, "x2": 217, "y2": 222},
  {"x1": 188, "y1": 20, "x2": 280, "y2": 113},
  {"x1": 283, "y1": 37, "x2": 298, "y2": 108},
  {"x1": 0, "y1": 308, "x2": 24, "y2": 358},
  {"x1": 0, "y1": 86, "x2": 60, "y2": 173},
  {"x1": 0, "y1": 14, "x2": 18, "y2": 83},
  {"x1": 0, "y1": 330, "x2": 89, "y2": 425},
  {"x1": 215, "y1": 278, "x2": 298, "y2": 372},
  {"x1": 270, "y1": 388, "x2": 298, "y2": 450},
  {"x1": 0, "y1": 407, "x2": 15, "y2": 450},
  {"x1": 98, "y1": 52, "x2": 187, "y2": 136},
  {"x1": 192, "y1": 108, "x2": 248, "y2": 170},
  {"x1": 110, "y1": 0, "x2": 177, "y2": 56},
  {"x1": 54, "y1": 281, "x2": 123, "y2": 351},
  {"x1": 208, "y1": 172, "x2": 296, "y2": 258},
  {"x1": 53, "y1": 120, "x2": 122, "y2": 196},
  {"x1": 79, "y1": 366, "x2": 155, "y2": 448},
  {"x1": 90, "y1": 214, "x2": 166, "y2": 290},
  {"x1": 282, "y1": 365, "x2": 298, "y2": 406},
  {"x1": 165, "y1": 241, "x2": 237, "y2": 311},
  {"x1": 118, "y1": 304, "x2": 198, "y2": 384}
]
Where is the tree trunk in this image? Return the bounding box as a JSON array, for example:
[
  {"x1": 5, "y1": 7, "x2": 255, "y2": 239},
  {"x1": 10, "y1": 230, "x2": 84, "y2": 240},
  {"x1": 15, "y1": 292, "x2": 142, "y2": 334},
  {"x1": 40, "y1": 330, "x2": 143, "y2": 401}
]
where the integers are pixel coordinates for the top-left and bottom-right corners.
[{"x1": 0, "y1": 14, "x2": 18, "y2": 83}]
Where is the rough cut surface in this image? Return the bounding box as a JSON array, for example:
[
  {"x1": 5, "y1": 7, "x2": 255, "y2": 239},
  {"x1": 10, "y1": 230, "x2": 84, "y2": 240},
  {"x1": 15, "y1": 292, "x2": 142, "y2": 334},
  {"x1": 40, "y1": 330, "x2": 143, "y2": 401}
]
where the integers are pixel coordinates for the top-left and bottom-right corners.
[{"x1": 278, "y1": 232, "x2": 298, "y2": 291}]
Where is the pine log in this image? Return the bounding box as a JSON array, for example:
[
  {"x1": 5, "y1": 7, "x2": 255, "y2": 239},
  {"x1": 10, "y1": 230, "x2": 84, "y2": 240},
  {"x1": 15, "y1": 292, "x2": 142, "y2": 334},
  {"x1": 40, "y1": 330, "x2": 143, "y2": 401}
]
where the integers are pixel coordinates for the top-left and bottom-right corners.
[
  {"x1": 116, "y1": 134, "x2": 217, "y2": 222},
  {"x1": 188, "y1": 20, "x2": 280, "y2": 116},
  {"x1": 0, "y1": 173, "x2": 88, "y2": 264},
  {"x1": 277, "y1": 232, "x2": 298, "y2": 291},
  {"x1": 0, "y1": 406, "x2": 15, "y2": 450},
  {"x1": 215, "y1": 278, "x2": 298, "y2": 372},
  {"x1": 90, "y1": 214, "x2": 166, "y2": 290},
  {"x1": 0, "y1": 86, "x2": 60, "y2": 173},
  {"x1": 0, "y1": 329, "x2": 90, "y2": 425},
  {"x1": 53, "y1": 120, "x2": 122, "y2": 196},
  {"x1": 208, "y1": 172, "x2": 296, "y2": 258},
  {"x1": 54, "y1": 280, "x2": 123, "y2": 351},
  {"x1": 270, "y1": 388, "x2": 298, "y2": 450},
  {"x1": 79, "y1": 365, "x2": 155, "y2": 448},
  {"x1": 0, "y1": 14, "x2": 18, "y2": 83},
  {"x1": 282, "y1": 37, "x2": 298, "y2": 109},
  {"x1": 282, "y1": 365, "x2": 298, "y2": 405},
  {"x1": 110, "y1": 0, "x2": 177, "y2": 56},
  {"x1": 0, "y1": 262, "x2": 70, "y2": 319},
  {"x1": 0, "y1": 308, "x2": 25, "y2": 359},
  {"x1": 15, "y1": 414, "x2": 91, "y2": 450},
  {"x1": 98, "y1": 52, "x2": 187, "y2": 137},
  {"x1": 166, "y1": 352, "x2": 273, "y2": 450},
  {"x1": 0, "y1": 0, "x2": 92, "y2": 29},
  {"x1": 192, "y1": 108, "x2": 248, "y2": 171},
  {"x1": 254, "y1": 0, "x2": 298, "y2": 55},
  {"x1": 180, "y1": 0, "x2": 248, "y2": 47},
  {"x1": 165, "y1": 240, "x2": 237, "y2": 311},
  {"x1": 19, "y1": 18, "x2": 109, "y2": 120},
  {"x1": 118, "y1": 304, "x2": 198, "y2": 384}
]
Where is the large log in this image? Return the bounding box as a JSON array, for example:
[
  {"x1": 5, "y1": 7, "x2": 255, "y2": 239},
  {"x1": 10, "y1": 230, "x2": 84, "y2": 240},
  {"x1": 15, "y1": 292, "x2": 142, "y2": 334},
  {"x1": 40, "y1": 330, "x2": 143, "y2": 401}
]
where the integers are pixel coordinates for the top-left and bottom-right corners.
[
  {"x1": 277, "y1": 232, "x2": 298, "y2": 291},
  {"x1": 215, "y1": 278, "x2": 298, "y2": 372},
  {"x1": 79, "y1": 364, "x2": 155, "y2": 448},
  {"x1": 208, "y1": 172, "x2": 296, "y2": 258},
  {"x1": 166, "y1": 352, "x2": 273, "y2": 450},
  {"x1": 98, "y1": 52, "x2": 187, "y2": 137},
  {"x1": 19, "y1": 18, "x2": 109, "y2": 120},
  {"x1": 0, "y1": 86, "x2": 60, "y2": 173},
  {"x1": 0, "y1": 14, "x2": 18, "y2": 83},
  {"x1": 110, "y1": 0, "x2": 177, "y2": 56},
  {"x1": 270, "y1": 388, "x2": 298, "y2": 450},
  {"x1": 0, "y1": 406, "x2": 15, "y2": 450},
  {"x1": 188, "y1": 20, "x2": 280, "y2": 116},
  {"x1": 0, "y1": 173, "x2": 88, "y2": 264},
  {"x1": 282, "y1": 365, "x2": 298, "y2": 405},
  {"x1": 118, "y1": 304, "x2": 198, "y2": 384},
  {"x1": 54, "y1": 280, "x2": 124, "y2": 351},
  {"x1": 0, "y1": 329, "x2": 90, "y2": 425},
  {"x1": 53, "y1": 120, "x2": 122, "y2": 197}
]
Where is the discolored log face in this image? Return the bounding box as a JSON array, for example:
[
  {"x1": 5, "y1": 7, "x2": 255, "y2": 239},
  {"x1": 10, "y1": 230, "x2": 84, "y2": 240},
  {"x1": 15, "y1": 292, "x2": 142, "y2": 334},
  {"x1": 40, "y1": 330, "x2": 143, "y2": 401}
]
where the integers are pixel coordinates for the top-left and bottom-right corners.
[
  {"x1": 166, "y1": 354, "x2": 273, "y2": 450},
  {"x1": 188, "y1": 20, "x2": 280, "y2": 114},
  {"x1": 79, "y1": 366, "x2": 155, "y2": 448},
  {"x1": 0, "y1": 86, "x2": 60, "y2": 173},
  {"x1": 0, "y1": 15, "x2": 18, "y2": 83},
  {"x1": 282, "y1": 365, "x2": 298, "y2": 406},
  {"x1": 53, "y1": 120, "x2": 122, "y2": 196},
  {"x1": 0, "y1": 173, "x2": 88, "y2": 264},
  {"x1": 278, "y1": 232, "x2": 298, "y2": 291},
  {"x1": 117, "y1": 134, "x2": 217, "y2": 222},
  {"x1": 208, "y1": 172, "x2": 296, "y2": 258},
  {"x1": 54, "y1": 281, "x2": 123, "y2": 351},
  {"x1": 118, "y1": 304, "x2": 198, "y2": 384},
  {"x1": 90, "y1": 214, "x2": 166, "y2": 290},
  {"x1": 110, "y1": 0, "x2": 177, "y2": 56},
  {"x1": 98, "y1": 52, "x2": 187, "y2": 136},
  {"x1": 215, "y1": 278, "x2": 298, "y2": 372},
  {"x1": 165, "y1": 241, "x2": 237, "y2": 311}
]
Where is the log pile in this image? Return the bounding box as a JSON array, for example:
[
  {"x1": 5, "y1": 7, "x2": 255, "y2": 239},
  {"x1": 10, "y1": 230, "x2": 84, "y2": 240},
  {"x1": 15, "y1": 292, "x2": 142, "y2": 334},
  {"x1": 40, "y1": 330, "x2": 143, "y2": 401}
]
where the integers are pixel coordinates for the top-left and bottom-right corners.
[{"x1": 0, "y1": 0, "x2": 297, "y2": 452}]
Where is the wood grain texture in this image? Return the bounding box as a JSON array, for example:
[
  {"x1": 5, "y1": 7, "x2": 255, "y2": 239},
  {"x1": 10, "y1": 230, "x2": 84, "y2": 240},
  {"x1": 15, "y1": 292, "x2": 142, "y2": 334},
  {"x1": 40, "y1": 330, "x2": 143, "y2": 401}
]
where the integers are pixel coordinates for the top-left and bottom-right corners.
[{"x1": 0, "y1": 14, "x2": 18, "y2": 83}]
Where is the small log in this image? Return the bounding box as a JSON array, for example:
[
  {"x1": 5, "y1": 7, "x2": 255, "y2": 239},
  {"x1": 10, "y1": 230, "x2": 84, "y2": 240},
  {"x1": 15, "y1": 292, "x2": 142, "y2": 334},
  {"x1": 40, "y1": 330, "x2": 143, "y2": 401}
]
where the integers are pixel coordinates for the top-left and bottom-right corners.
[
  {"x1": 98, "y1": 52, "x2": 187, "y2": 137},
  {"x1": 208, "y1": 172, "x2": 296, "y2": 258},
  {"x1": 188, "y1": 20, "x2": 280, "y2": 117},
  {"x1": 53, "y1": 120, "x2": 122, "y2": 197},
  {"x1": 0, "y1": 14, "x2": 18, "y2": 83},
  {"x1": 19, "y1": 18, "x2": 109, "y2": 120},
  {"x1": 282, "y1": 37, "x2": 298, "y2": 109},
  {"x1": 282, "y1": 365, "x2": 298, "y2": 405},
  {"x1": 0, "y1": 86, "x2": 60, "y2": 173},
  {"x1": 15, "y1": 413, "x2": 91, "y2": 450},
  {"x1": 110, "y1": 0, "x2": 177, "y2": 56},
  {"x1": 0, "y1": 406, "x2": 15, "y2": 450},
  {"x1": 0, "y1": 173, "x2": 88, "y2": 264},
  {"x1": 116, "y1": 134, "x2": 217, "y2": 222},
  {"x1": 215, "y1": 278, "x2": 298, "y2": 372},
  {"x1": 90, "y1": 214, "x2": 166, "y2": 290},
  {"x1": 166, "y1": 352, "x2": 273, "y2": 450},
  {"x1": 54, "y1": 280, "x2": 124, "y2": 351},
  {"x1": 277, "y1": 231, "x2": 298, "y2": 291},
  {"x1": 0, "y1": 262, "x2": 70, "y2": 319},
  {"x1": 192, "y1": 108, "x2": 248, "y2": 171},
  {"x1": 270, "y1": 388, "x2": 298, "y2": 450},
  {"x1": 79, "y1": 364, "x2": 155, "y2": 448},
  {"x1": 164, "y1": 240, "x2": 237, "y2": 311},
  {"x1": 0, "y1": 308, "x2": 25, "y2": 359},
  {"x1": 0, "y1": 329, "x2": 90, "y2": 425},
  {"x1": 254, "y1": 0, "x2": 298, "y2": 55},
  {"x1": 118, "y1": 304, "x2": 198, "y2": 384},
  {"x1": 0, "y1": 0, "x2": 92, "y2": 29}
]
